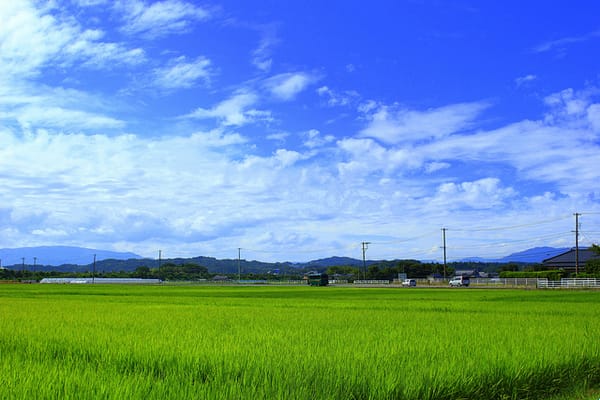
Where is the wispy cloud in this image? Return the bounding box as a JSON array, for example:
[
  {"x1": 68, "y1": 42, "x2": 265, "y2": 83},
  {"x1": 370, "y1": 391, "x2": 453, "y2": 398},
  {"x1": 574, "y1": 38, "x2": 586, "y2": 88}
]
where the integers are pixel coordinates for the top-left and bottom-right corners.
[
  {"x1": 302, "y1": 129, "x2": 335, "y2": 148},
  {"x1": 417, "y1": 89, "x2": 600, "y2": 195},
  {"x1": 515, "y1": 74, "x2": 537, "y2": 87},
  {"x1": 117, "y1": 0, "x2": 210, "y2": 38},
  {"x1": 12, "y1": 105, "x2": 125, "y2": 130},
  {"x1": 183, "y1": 91, "x2": 272, "y2": 126},
  {"x1": 359, "y1": 101, "x2": 489, "y2": 144},
  {"x1": 263, "y1": 72, "x2": 318, "y2": 101},
  {"x1": 251, "y1": 24, "x2": 280, "y2": 72},
  {"x1": 152, "y1": 56, "x2": 212, "y2": 90},
  {"x1": 0, "y1": 82, "x2": 128, "y2": 132},
  {"x1": 533, "y1": 30, "x2": 600, "y2": 53},
  {"x1": 317, "y1": 86, "x2": 360, "y2": 107}
]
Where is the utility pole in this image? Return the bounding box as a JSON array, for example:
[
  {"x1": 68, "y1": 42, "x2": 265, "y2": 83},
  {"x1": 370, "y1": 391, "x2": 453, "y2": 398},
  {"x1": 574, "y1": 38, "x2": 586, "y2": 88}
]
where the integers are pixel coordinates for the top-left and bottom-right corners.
[
  {"x1": 158, "y1": 250, "x2": 162, "y2": 276},
  {"x1": 21, "y1": 257, "x2": 25, "y2": 271},
  {"x1": 92, "y1": 254, "x2": 96, "y2": 283},
  {"x1": 238, "y1": 248, "x2": 241, "y2": 283},
  {"x1": 574, "y1": 213, "x2": 581, "y2": 275},
  {"x1": 361, "y1": 242, "x2": 371, "y2": 280},
  {"x1": 442, "y1": 228, "x2": 447, "y2": 280},
  {"x1": 33, "y1": 257, "x2": 37, "y2": 273}
]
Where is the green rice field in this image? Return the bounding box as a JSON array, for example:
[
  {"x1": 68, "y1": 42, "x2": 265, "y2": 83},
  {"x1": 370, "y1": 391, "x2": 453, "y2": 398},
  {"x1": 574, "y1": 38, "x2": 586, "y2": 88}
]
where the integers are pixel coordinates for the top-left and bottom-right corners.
[{"x1": 0, "y1": 284, "x2": 599, "y2": 399}]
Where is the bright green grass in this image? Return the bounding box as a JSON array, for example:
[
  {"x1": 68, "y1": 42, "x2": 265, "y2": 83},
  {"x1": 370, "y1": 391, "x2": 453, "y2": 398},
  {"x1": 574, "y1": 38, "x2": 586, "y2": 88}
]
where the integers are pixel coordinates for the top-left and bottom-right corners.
[{"x1": 0, "y1": 285, "x2": 599, "y2": 399}]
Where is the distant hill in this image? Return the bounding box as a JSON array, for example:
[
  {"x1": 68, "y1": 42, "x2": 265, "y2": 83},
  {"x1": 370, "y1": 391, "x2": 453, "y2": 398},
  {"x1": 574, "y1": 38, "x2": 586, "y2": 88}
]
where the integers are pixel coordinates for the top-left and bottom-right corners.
[
  {"x1": 0, "y1": 245, "x2": 572, "y2": 272},
  {"x1": 0, "y1": 246, "x2": 142, "y2": 267},
  {"x1": 498, "y1": 246, "x2": 569, "y2": 263},
  {"x1": 460, "y1": 247, "x2": 569, "y2": 264},
  {"x1": 293, "y1": 256, "x2": 369, "y2": 268}
]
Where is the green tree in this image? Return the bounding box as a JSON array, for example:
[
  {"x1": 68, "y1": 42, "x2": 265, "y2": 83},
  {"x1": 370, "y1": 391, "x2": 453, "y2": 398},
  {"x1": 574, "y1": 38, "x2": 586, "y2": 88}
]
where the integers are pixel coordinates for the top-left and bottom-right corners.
[
  {"x1": 586, "y1": 244, "x2": 600, "y2": 276},
  {"x1": 134, "y1": 266, "x2": 150, "y2": 278},
  {"x1": 500, "y1": 263, "x2": 520, "y2": 272}
]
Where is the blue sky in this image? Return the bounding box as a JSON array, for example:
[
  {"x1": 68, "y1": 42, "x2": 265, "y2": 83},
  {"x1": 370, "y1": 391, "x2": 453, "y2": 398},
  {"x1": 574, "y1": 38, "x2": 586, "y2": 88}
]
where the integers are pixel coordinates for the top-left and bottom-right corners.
[{"x1": 1, "y1": 0, "x2": 600, "y2": 263}]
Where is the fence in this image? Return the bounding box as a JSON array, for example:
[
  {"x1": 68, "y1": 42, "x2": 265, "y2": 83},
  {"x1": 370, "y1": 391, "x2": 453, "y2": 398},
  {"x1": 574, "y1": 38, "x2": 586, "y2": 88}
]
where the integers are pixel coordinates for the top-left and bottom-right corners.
[
  {"x1": 537, "y1": 278, "x2": 600, "y2": 289},
  {"x1": 469, "y1": 278, "x2": 538, "y2": 288}
]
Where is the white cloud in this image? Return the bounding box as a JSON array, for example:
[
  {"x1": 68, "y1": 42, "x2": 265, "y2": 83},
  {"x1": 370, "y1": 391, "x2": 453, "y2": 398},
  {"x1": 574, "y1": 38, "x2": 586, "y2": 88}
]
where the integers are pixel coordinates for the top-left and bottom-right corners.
[
  {"x1": 515, "y1": 74, "x2": 537, "y2": 87},
  {"x1": 0, "y1": 1, "x2": 145, "y2": 80},
  {"x1": 0, "y1": 2, "x2": 72, "y2": 77},
  {"x1": 336, "y1": 137, "x2": 420, "y2": 176},
  {"x1": 533, "y1": 30, "x2": 600, "y2": 53},
  {"x1": 184, "y1": 91, "x2": 272, "y2": 126},
  {"x1": 431, "y1": 178, "x2": 517, "y2": 210},
  {"x1": 0, "y1": 128, "x2": 248, "y2": 243},
  {"x1": 587, "y1": 104, "x2": 600, "y2": 131},
  {"x1": 0, "y1": 81, "x2": 129, "y2": 132},
  {"x1": 544, "y1": 88, "x2": 589, "y2": 116},
  {"x1": 63, "y1": 32, "x2": 146, "y2": 68},
  {"x1": 117, "y1": 0, "x2": 210, "y2": 38},
  {"x1": 424, "y1": 162, "x2": 451, "y2": 173},
  {"x1": 266, "y1": 131, "x2": 289, "y2": 142},
  {"x1": 302, "y1": 129, "x2": 335, "y2": 148},
  {"x1": 251, "y1": 24, "x2": 279, "y2": 72},
  {"x1": 72, "y1": 0, "x2": 109, "y2": 5},
  {"x1": 417, "y1": 90, "x2": 600, "y2": 196},
  {"x1": 263, "y1": 72, "x2": 317, "y2": 101},
  {"x1": 14, "y1": 105, "x2": 125, "y2": 130},
  {"x1": 317, "y1": 86, "x2": 360, "y2": 107},
  {"x1": 152, "y1": 56, "x2": 212, "y2": 90},
  {"x1": 359, "y1": 101, "x2": 489, "y2": 144}
]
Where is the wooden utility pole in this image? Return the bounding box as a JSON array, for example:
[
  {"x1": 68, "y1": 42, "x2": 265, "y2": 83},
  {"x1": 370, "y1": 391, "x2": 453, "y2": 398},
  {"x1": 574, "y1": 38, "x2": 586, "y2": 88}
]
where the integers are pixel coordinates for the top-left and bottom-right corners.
[
  {"x1": 442, "y1": 228, "x2": 447, "y2": 279},
  {"x1": 362, "y1": 242, "x2": 371, "y2": 280},
  {"x1": 238, "y1": 248, "x2": 241, "y2": 282},
  {"x1": 574, "y1": 213, "x2": 581, "y2": 275}
]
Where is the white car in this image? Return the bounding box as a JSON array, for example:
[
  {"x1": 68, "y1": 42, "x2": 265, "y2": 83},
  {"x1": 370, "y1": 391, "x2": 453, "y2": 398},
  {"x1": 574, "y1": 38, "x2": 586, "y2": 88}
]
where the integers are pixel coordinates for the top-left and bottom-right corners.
[
  {"x1": 402, "y1": 279, "x2": 417, "y2": 287},
  {"x1": 449, "y1": 276, "x2": 470, "y2": 287}
]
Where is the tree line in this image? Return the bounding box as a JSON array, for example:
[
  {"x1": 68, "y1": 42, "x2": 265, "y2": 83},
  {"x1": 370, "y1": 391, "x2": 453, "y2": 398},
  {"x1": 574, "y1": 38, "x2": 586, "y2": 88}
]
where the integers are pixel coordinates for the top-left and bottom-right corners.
[{"x1": 2, "y1": 247, "x2": 599, "y2": 282}]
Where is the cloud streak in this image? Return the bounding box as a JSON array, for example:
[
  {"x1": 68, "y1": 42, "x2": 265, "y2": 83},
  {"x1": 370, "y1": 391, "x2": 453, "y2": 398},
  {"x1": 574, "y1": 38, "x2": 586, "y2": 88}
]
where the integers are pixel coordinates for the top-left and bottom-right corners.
[
  {"x1": 359, "y1": 101, "x2": 489, "y2": 144},
  {"x1": 117, "y1": 0, "x2": 210, "y2": 38}
]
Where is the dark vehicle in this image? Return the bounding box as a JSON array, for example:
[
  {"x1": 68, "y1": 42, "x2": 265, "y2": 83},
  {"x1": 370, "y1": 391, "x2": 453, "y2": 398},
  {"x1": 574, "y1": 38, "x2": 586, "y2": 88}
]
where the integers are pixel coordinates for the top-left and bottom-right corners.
[{"x1": 307, "y1": 272, "x2": 329, "y2": 286}]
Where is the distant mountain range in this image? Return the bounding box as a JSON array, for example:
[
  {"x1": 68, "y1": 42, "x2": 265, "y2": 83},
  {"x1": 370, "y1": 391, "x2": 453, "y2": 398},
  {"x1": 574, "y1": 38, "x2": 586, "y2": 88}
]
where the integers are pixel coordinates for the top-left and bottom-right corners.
[
  {"x1": 459, "y1": 246, "x2": 569, "y2": 264},
  {"x1": 0, "y1": 246, "x2": 141, "y2": 267},
  {"x1": 0, "y1": 245, "x2": 571, "y2": 272}
]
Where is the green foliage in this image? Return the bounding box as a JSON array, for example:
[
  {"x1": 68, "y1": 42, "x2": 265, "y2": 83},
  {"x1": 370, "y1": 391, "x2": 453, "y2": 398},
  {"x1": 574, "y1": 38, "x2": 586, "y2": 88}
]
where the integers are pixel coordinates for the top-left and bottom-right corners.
[
  {"x1": 352, "y1": 259, "x2": 453, "y2": 280},
  {"x1": 134, "y1": 266, "x2": 151, "y2": 278},
  {"x1": 585, "y1": 258, "x2": 600, "y2": 276},
  {"x1": 499, "y1": 270, "x2": 566, "y2": 280},
  {"x1": 158, "y1": 263, "x2": 209, "y2": 280},
  {"x1": 499, "y1": 262, "x2": 520, "y2": 272}
]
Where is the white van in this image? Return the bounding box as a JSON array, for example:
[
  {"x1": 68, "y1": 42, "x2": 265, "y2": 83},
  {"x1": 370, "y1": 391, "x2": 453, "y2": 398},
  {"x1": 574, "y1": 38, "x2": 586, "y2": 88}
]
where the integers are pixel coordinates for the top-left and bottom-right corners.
[{"x1": 449, "y1": 276, "x2": 470, "y2": 287}]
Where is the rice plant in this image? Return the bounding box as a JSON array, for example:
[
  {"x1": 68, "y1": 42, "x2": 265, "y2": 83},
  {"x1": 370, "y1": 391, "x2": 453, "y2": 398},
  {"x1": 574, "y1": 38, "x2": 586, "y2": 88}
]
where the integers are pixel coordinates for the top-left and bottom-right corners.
[{"x1": 0, "y1": 285, "x2": 598, "y2": 399}]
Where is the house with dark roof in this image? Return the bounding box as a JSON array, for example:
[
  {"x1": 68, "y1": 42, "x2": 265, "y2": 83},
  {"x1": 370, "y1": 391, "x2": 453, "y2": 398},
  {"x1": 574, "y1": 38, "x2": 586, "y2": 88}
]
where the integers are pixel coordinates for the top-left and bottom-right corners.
[{"x1": 542, "y1": 248, "x2": 600, "y2": 272}]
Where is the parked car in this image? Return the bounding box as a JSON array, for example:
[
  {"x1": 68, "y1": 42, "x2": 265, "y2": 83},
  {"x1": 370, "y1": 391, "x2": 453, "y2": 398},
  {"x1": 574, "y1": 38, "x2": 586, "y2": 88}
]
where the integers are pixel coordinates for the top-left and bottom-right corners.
[
  {"x1": 449, "y1": 276, "x2": 470, "y2": 287},
  {"x1": 402, "y1": 279, "x2": 417, "y2": 287}
]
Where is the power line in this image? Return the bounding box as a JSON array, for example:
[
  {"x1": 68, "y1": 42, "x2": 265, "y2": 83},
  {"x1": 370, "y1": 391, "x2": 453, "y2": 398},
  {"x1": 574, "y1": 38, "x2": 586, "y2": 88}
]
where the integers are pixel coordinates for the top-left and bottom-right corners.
[{"x1": 451, "y1": 215, "x2": 571, "y2": 232}]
